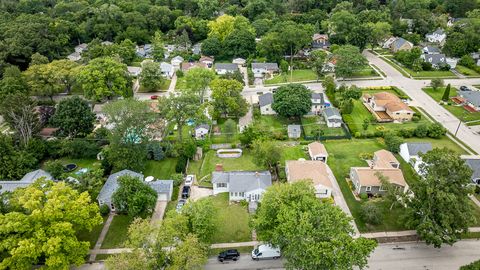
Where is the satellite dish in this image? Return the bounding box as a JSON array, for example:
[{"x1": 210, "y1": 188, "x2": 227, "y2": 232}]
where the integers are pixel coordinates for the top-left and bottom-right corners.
[{"x1": 145, "y1": 176, "x2": 155, "y2": 182}]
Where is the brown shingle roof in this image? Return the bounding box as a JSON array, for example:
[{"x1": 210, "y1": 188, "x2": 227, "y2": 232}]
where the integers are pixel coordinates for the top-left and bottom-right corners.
[
  {"x1": 352, "y1": 167, "x2": 407, "y2": 187},
  {"x1": 286, "y1": 160, "x2": 333, "y2": 188},
  {"x1": 373, "y1": 92, "x2": 413, "y2": 112},
  {"x1": 373, "y1": 150, "x2": 399, "y2": 168},
  {"x1": 308, "y1": 142, "x2": 328, "y2": 157}
]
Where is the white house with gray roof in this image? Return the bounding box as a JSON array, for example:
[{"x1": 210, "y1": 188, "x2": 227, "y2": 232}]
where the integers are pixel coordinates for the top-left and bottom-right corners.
[
  {"x1": 211, "y1": 170, "x2": 272, "y2": 202},
  {"x1": 389, "y1": 37, "x2": 413, "y2": 53},
  {"x1": 311, "y1": 93, "x2": 327, "y2": 115},
  {"x1": 215, "y1": 63, "x2": 238, "y2": 75},
  {"x1": 421, "y1": 54, "x2": 447, "y2": 69},
  {"x1": 426, "y1": 29, "x2": 446, "y2": 44},
  {"x1": 322, "y1": 107, "x2": 343, "y2": 128},
  {"x1": 461, "y1": 156, "x2": 480, "y2": 185},
  {"x1": 0, "y1": 169, "x2": 53, "y2": 194},
  {"x1": 252, "y1": 63, "x2": 279, "y2": 79},
  {"x1": 194, "y1": 124, "x2": 210, "y2": 139},
  {"x1": 399, "y1": 142, "x2": 433, "y2": 174},
  {"x1": 259, "y1": 93, "x2": 275, "y2": 115},
  {"x1": 97, "y1": 170, "x2": 173, "y2": 211},
  {"x1": 458, "y1": 91, "x2": 480, "y2": 111},
  {"x1": 423, "y1": 46, "x2": 441, "y2": 55}
]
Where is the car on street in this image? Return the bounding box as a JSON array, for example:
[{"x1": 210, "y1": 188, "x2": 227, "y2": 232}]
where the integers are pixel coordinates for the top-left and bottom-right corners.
[
  {"x1": 251, "y1": 245, "x2": 281, "y2": 260},
  {"x1": 218, "y1": 249, "x2": 240, "y2": 262},
  {"x1": 176, "y1": 199, "x2": 186, "y2": 212},
  {"x1": 150, "y1": 95, "x2": 159, "y2": 99},
  {"x1": 460, "y1": 86, "x2": 471, "y2": 91},
  {"x1": 185, "y1": 175, "x2": 194, "y2": 186},
  {"x1": 181, "y1": 186, "x2": 191, "y2": 199}
]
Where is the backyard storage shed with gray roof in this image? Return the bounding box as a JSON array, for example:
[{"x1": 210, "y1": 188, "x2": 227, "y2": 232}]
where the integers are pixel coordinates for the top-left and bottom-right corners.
[
  {"x1": 287, "y1": 124, "x2": 302, "y2": 138},
  {"x1": 322, "y1": 107, "x2": 343, "y2": 128},
  {"x1": 212, "y1": 170, "x2": 272, "y2": 201}
]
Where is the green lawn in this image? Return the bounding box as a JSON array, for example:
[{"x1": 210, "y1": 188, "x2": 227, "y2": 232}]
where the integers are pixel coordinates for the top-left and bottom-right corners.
[
  {"x1": 77, "y1": 216, "x2": 107, "y2": 249},
  {"x1": 175, "y1": 77, "x2": 187, "y2": 90},
  {"x1": 301, "y1": 116, "x2": 346, "y2": 137},
  {"x1": 138, "y1": 79, "x2": 171, "y2": 92},
  {"x1": 456, "y1": 65, "x2": 480, "y2": 77},
  {"x1": 101, "y1": 215, "x2": 135, "y2": 249},
  {"x1": 324, "y1": 139, "x2": 415, "y2": 232},
  {"x1": 383, "y1": 56, "x2": 456, "y2": 78},
  {"x1": 350, "y1": 66, "x2": 379, "y2": 78},
  {"x1": 49, "y1": 158, "x2": 102, "y2": 178},
  {"x1": 403, "y1": 137, "x2": 466, "y2": 155},
  {"x1": 423, "y1": 87, "x2": 480, "y2": 124},
  {"x1": 265, "y1": 69, "x2": 318, "y2": 85},
  {"x1": 211, "y1": 118, "x2": 239, "y2": 144},
  {"x1": 372, "y1": 48, "x2": 392, "y2": 55},
  {"x1": 253, "y1": 114, "x2": 297, "y2": 138},
  {"x1": 210, "y1": 193, "x2": 252, "y2": 243},
  {"x1": 144, "y1": 158, "x2": 178, "y2": 179},
  {"x1": 278, "y1": 144, "x2": 308, "y2": 164}
]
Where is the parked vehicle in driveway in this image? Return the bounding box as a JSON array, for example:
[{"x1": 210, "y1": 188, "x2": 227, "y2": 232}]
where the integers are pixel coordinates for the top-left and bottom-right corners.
[
  {"x1": 181, "y1": 186, "x2": 190, "y2": 199},
  {"x1": 460, "y1": 86, "x2": 471, "y2": 91},
  {"x1": 176, "y1": 199, "x2": 186, "y2": 212},
  {"x1": 218, "y1": 249, "x2": 240, "y2": 262},
  {"x1": 185, "y1": 175, "x2": 194, "y2": 186},
  {"x1": 150, "y1": 95, "x2": 159, "y2": 99},
  {"x1": 251, "y1": 245, "x2": 281, "y2": 260}
]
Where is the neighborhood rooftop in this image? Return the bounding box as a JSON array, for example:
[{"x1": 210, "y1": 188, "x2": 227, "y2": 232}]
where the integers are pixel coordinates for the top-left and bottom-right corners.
[
  {"x1": 259, "y1": 92, "x2": 274, "y2": 107},
  {"x1": 251, "y1": 62, "x2": 279, "y2": 70},
  {"x1": 215, "y1": 63, "x2": 238, "y2": 71},
  {"x1": 0, "y1": 169, "x2": 53, "y2": 194},
  {"x1": 459, "y1": 90, "x2": 480, "y2": 107},
  {"x1": 323, "y1": 107, "x2": 341, "y2": 120},
  {"x1": 406, "y1": 142, "x2": 433, "y2": 155},
  {"x1": 211, "y1": 171, "x2": 272, "y2": 192},
  {"x1": 286, "y1": 160, "x2": 333, "y2": 189}
]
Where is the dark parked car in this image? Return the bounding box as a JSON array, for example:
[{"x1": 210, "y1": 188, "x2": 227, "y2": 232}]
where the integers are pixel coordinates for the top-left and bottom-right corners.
[
  {"x1": 181, "y1": 186, "x2": 190, "y2": 199},
  {"x1": 460, "y1": 86, "x2": 471, "y2": 91},
  {"x1": 218, "y1": 249, "x2": 240, "y2": 262}
]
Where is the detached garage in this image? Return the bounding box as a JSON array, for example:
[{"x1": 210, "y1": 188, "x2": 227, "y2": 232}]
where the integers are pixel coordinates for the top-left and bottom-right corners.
[{"x1": 148, "y1": 180, "x2": 174, "y2": 201}]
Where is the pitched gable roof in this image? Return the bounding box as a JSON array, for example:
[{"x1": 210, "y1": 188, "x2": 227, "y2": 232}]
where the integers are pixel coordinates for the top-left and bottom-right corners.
[
  {"x1": 215, "y1": 63, "x2": 238, "y2": 71},
  {"x1": 286, "y1": 160, "x2": 333, "y2": 189},
  {"x1": 459, "y1": 90, "x2": 480, "y2": 107},
  {"x1": 97, "y1": 170, "x2": 144, "y2": 203},
  {"x1": 211, "y1": 171, "x2": 272, "y2": 192},
  {"x1": 252, "y1": 63, "x2": 279, "y2": 71},
  {"x1": 406, "y1": 143, "x2": 433, "y2": 156},
  {"x1": 351, "y1": 167, "x2": 407, "y2": 187},
  {"x1": 308, "y1": 142, "x2": 328, "y2": 157},
  {"x1": 259, "y1": 93, "x2": 274, "y2": 107}
]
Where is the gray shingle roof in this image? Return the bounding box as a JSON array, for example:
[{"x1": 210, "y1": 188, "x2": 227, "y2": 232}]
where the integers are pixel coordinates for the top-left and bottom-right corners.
[
  {"x1": 196, "y1": 124, "x2": 210, "y2": 130},
  {"x1": 215, "y1": 63, "x2": 238, "y2": 71},
  {"x1": 464, "y1": 159, "x2": 480, "y2": 180},
  {"x1": 21, "y1": 169, "x2": 53, "y2": 182},
  {"x1": 459, "y1": 90, "x2": 480, "y2": 107},
  {"x1": 288, "y1": 124, "x2": 301, "y2": 133},
  {"x1": 393, "y1": 38, "x2": 409, "y2": 49},
  {"x1": 211, "y1": 171, "x2": 272, "y2": 192},
  {"x1": 97, "y1": 170, "x2": 144, "y2": 203},
  {"x1": 433, "y1": 29, "x2": 445, "y2": 35},
  {"x1": 0, "y1": 169, "x2": 53, "y2": 194},
  {"x1": 423, "y1": 54, "x2": 446, "y2": 65},
  {"x1": 259, "y1": 93, "x2": 273, "y2": 107},
  {"x1": 148, "y1": 180, "x2": 173, "y2": 194},
  {"x1": 311, "y1": 93, "x2": 325, "y2": 105},
  {"x1": 323, "y1": 107, "x2": 341, "y2": 119},
  {"x1": 406, "y1": 143, "x2": 433, "y2": 156},
  {"x1": 252, "y1": 63, "x2": 279, "y2": 71},
  {"x1": 423, "y1": 46, "x2": 441, "y2": 54}
]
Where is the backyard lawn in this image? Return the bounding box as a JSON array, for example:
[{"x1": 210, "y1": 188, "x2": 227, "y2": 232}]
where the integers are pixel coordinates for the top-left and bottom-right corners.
[
  {"x1": 138, "y1": 79, "x2": 171, "y2": 92},
  {"x1": 253, "y1": 114, "x2": 297, "y2": 137},
  {"x1": 48, "y1": 158, "x2": 102, "y2": 178},
  {"x1": 301, "y1": 116, "x2": 346, "y2": 137},
  {"x1": 350, "y1": 66, "x2": 379, "y2": 78},
  {"x1": 175, "y1": 77, "x2": 187, "y2": 90},
  {"x1": 211, "y1": 118, "x2": 240, "y2": 144},
  {"x1": 210, "y1": 193, "x2": 252, "y2": 243},
  {"x1": 423, "y1": 87, "x2": 480, "y2": 124},
  {"x1": 383, "y1": 56, "x2": 456, "y2": 78},
  {"x1": 144, "y1": 158, "x2": 177, "y2": 179},
  {"x1": 101, "y1": 215, "x2": 135, "y2": 248},
  {"x1": 264, "y1": 69, "x2": 318, "y2": 85},
  {"x1": 278, "y1": 143, "x2": 308, "y2": 164},
  {"x1": 77, "y1": 216, "x2": 107, "y2": 249}
]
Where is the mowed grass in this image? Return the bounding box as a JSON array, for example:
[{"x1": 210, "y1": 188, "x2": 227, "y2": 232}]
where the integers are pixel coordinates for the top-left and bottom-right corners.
[
  {"x1": 383, "y1": 56, "x2": 456, "y2": 78},
  {"x1": 456, "y1": 65, "x2": 480, "y2": 77},
  {"x1": 350, "y1": 66, "x2": 379, "y2": 78},
  {"x1": 265, "y1": 69, "x2": 318, "y2": 85},
  {"x1": 138, "y1": 79, "x2": 171, "y2": 92},
  {"x1": 423, "y1": 87, "x2": 480, "y2": 124},
  {"x1": 253, "y1": 115, "x2": 297, "y2": 135},
  {"x1": 144, "y1": 158, "x2": 178, "y2": 179},
  {"x1": 101, "y1": 215, "x2": 136, "y2": 248},
  {"x1": 301, "y1": 116, "x2": 346, "y2": 137},
  {"x1": 279, "y1": 143, "x2": 308, "y2": 164},
  {"x1": 76, "y1": 216, "x2": 107, "y2": 249},
  {"x1": 210, "y1": 193, "x2": 252, "y2": 243}
]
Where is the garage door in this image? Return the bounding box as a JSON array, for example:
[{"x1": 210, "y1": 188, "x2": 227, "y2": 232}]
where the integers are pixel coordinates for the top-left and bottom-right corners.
[{"x1": 157, "y1": 193, "x2": 168, "y2": 201}]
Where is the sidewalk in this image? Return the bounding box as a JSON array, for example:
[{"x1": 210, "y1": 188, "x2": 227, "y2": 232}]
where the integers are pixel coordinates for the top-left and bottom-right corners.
[{"x1": 89, "y1": 213, "x2": 115, "y2": 261}]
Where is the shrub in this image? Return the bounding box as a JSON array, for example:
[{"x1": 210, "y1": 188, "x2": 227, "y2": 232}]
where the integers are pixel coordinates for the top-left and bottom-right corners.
[
  {"x1": 175, "y1": 155, "x2": 188, "y2": 173},
  {"x1": 427, "y1": 123, "x2": 446, "y2": 138},
  {"x1": 354, "y1": 132, "x2": 362, "y2": 138},
  {"x1": 384, "y1": 134, "x2": 404, "y2": 153},
  {"x1": 60, "y1": 139, "x2": 100, "y2": 159},
  {"x1": 359, "y1": 193, "x2": 368, "y2": 200},
  {"x1": 360, "y1": 202, "x2": 383, "y2": 225},
  {"x1": 398, "y1": 128, "x2": 414, "y2": 138},
  {"x1": 147, "y1": 143, "x2": 165, "y2": 161},
  {"x1": 412, "y1": 115, "x2": 421, "y2": 122},
  {"x1": 460, "y1": 259, "x2": 480, "y2": 270},
  {"x1": 44, "y1": 160, "x2": 65, "y2": 180},
  {"x1": 414, "y1": 124, "x2": 428, "y2": 138},
  {"x1": 171, "y1": 173, "x2": 184, "y2": 187},
  {"x1": 99, "y1": 204, "x2": 110, "y2": 216},
  {"x1": 176, "y1": 69, "x2": 184, "y2": 78}
]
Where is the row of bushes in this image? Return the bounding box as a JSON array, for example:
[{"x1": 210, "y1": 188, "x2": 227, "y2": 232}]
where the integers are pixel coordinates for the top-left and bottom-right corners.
[{"x1": 353, "y1": 123, "x2": 446, "y2": 139}]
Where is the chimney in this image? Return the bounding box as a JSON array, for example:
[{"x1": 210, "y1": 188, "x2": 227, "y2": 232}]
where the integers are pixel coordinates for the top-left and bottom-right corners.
[{"x1": 215, "y1": 164, "x2": 224, "y2": 172}]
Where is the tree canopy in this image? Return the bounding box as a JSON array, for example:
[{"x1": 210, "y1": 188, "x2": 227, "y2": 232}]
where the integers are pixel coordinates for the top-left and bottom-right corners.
[
  {"x1": 52, "y1": 96, "x2": 95, "y2": 138},
  {"x1": 113, "y1": 175, "x2": 158, "y2": 217},
  {"x1": 272, "y1": 84, "x2": 312, "y2": 118}
]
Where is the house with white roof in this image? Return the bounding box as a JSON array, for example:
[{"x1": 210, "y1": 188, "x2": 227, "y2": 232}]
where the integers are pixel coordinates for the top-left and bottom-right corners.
[
  {"x1": 211, "y1": 168, "x2": 272, "y2": 202},
  {"x1": 399, "y1": 142, "x2": 433, "y2": 174}
]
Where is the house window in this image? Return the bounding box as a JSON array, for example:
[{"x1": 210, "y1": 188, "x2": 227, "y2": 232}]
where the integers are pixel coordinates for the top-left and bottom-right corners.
[
  {"x1": 241, "y1": 192, "x2": 245, "y2": 197},
  {"x1": 365, "y1": 186, "x2": 372, "y2": 192},
  {"x1": 266, "y1": 108, "x2": 269, "y2": 111},
  {"x1": 217, "y1": 183, "x2": 226, "y2": 188},
  {"x1": 396, "y1": 112, "x2": 400, "y2": 115},
  {"x1": 379, "y1": 186, "x2": 387, "y2": 191}
]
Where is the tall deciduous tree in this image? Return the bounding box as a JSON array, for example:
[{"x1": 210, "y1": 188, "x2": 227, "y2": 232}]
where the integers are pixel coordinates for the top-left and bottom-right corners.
[
  {"x1": 167, "y1": 234, "x2": 208, "y2": 270},
  {"x1": 0, "y1": 179, "x2": 102, "y2": 269},
  {"x1": 210, "y1": 79, "x2": 248, "y2": 118},
  {"x1": 24, "y1": 62, "x2": 63, "y2": 100},
  {"x1": 272, "y1": 84, "x2": 312, "y2": 118},
  {"x1": 158, "y1": 93, "x2": 199, "y2": 142},
  {"x1": 182, "y1": 198, "x2": 217, "y2": 243},
  {"x1": 0, "y1": 134, "x2": 37, "y2": 179},
  {"x1": 406, "y1": 148, "x2": 475, "y2": 247},
  {"x1": 113, "y1": 175, "x2": 158, "y2": 217},
  {"x1": 0, "y1": 66, "x2": 29, "y2": 98},
  {"x1": 334, "y1": 45, "x2": 368, "y2": 78},
  {"x1": 151, "y1": 31, "x2": 166, "y2": 61},
  {"x1": 184, "y1": 67, "x2": 216, "y2": 103},
  {"x1": 140, "y1": 61, "x2": 164, "y2": 91},
  {"x1": 252, "y1": 139, "x2": 281, "y2": 178},
  {"x1": 51, "y1": 96, "x2": 95, "y2": 138},
  {"x1": 253, "y1": 181, "x2": 377, "y2": 269},
  {"x1": 78, "y1": 57, "x2": 132, "y2": 101}
]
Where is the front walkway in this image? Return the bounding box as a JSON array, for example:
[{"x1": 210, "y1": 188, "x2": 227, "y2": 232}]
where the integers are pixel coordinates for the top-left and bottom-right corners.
[
  {"x1": 89, "y1": 213, "x2": 115, "y2": 262},
  {"x1": 151, "y1": 199, "x2": 168, "y2": 225}
]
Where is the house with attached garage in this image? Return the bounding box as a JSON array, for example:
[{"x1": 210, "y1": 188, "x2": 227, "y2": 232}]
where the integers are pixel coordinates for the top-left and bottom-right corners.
[
  {"x1": 457, "y1": 90, "x2": 480, "y2": 111},
  {"x1": 215, "y1": 63, "x2": 238, "y2": 75},
  {"x1": 308, "y1": 142, "x2": 328, "y2": 162},
  {"x1": 259, "y1": 93, "x2": 275, "y2": 115},
  {"x1": 251, "y1": 63, "x2": 279, "y2": 79},
  {"x1": 425, "y1": 29, "x2": 446, "y2": 45},
  {"x1": 461, "y1": 155, "x2": 480, "y2": 185},
  {"x1": 363, "y1": 92, "x2": 414, "y2": 122},
  {"x1": 97, "y1": 170, "x2": 173, "y2": 211},
  {"x1": 322, "y1": 107, "x2": 343, "y2": 128},
  {"x1": 211, "y1": 168, "x2": 272, "y2": 202},
  {"x1": 389, "y1": 37, "x2": 413, "y2": 53},
  {"x1": 350, "y1": 150, "x2": 408, "y2": 195},
  {"x1": 0, "y1": 169, "x2": 53, "y2": 194},
  {"x1": 421, "y1": 54, "x2": 447, "y2": 69},
  {"x1": 399, "y1": 142, "x2": 433, "y2": 174},
  {"x1": 285, "y1": 160, "x2": 334, "y2": 198}
]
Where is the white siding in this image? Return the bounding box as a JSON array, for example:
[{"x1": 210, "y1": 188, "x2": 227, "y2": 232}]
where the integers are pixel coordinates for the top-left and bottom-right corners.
[{"x1": 260, "y1": 104, "x2": 276, "y2": 115}]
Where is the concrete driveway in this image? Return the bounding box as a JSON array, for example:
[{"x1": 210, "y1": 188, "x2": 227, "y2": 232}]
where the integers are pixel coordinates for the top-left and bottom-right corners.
[
  {"x1": 190, "y1": 185, "x2": 213, "y2": 201},
  {"x1": 151, "y1": 199, "x2": 167, "y2": 223}
]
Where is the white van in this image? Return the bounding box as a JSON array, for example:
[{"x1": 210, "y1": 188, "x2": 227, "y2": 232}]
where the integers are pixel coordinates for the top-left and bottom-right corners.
[{"x1": 251, "y1": 244, "x2": 281, "y2": 260}]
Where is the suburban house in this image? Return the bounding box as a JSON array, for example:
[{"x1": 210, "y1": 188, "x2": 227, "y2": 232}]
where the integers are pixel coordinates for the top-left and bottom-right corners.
[
  {"x1": 0, "y1": 169, "x2": 53, "y2": 194},
  {"x1": 311, "y1": 93, "x2": 326, "y2": 115},
  {"x1": 127, "y1": 66, "x2": 142, "y2": 77},
  {"x1": 322, "y1": 107, "x2": 343, "y2": 128},
  {"x1": 471, "y1": 52, "x2": 480, "y2": 66},
  {"x1": 194, "y1": 124, "x2": 210, "y2": 139},
  {"x1": 399, "y1": 142, "x2": 433, "y2": 174},
  {"x1": 383, "y1": 37, "x2": 397, "y2": 49},
  {"x1": 389, "y1": 37, "x2": 413, "y2": 53},
  {"x1": 287, "y1": 124, "x2": 301, "y2": 138},
  {"x1": 136, "y1": 44, "x2": 153, "y2": 58},
  {"x1": 160, "y1": 62, "x2": 174, "y2": 78},
  {"x1": 67, "y1": 52, "x2": 82, "y2": 61},
  {"x1": 171, "y1": 56, "x2": 184, "y2": 70},
  {"x1": 181, "y1": 62, "x2": 207, "y2": 72},
  {"x1": 308, "y1": 142, "x2": 328, "y2": 162},
  {"x1": 75, "y1": 43, "x2": 88, "y2": 53},
  {"x1": 285, "y1": 160, "x2": 334, "y2": 198},
  {"x1": 199, "y1": 56, "x2": 214, "y2": 68},
  {"x1": 312, "y1": 33, "x2": 331, "y2": 50},
  {"x1": 363, "y1": 92, "x2": 414, "y2": 122},
  {"x1": 456, "y1": 90, "x2": 480, "y2": 111},
  {"x1": 259, "y1": 93, "x2": 275, "y2": 115},
  {"x1": 423, "y1": 46, "x2": 441, "y2": 55},
  {"x1": 211, "y1": 169, "x2": 272, "y2": 202},
  {"x1": 350, "y1": 150, "x2": 408, "y2": 195},
  {"x1": 426, "y1": 29, "x2": 446, "y2": 44},
  {"x1": 215, "y1": 63, "x2": 238, "y2": 74},
  {"x1": 421, "y1": 54, "x2": 447, "y2": 69},
  {"x1": 232, "y1": 58, "x2": 246, "y2": 67},
  {"x1": 252, "y1": 63, "x2": 279, "y2": 79},
  {"x1": 461, "y1": 155, "x2": 480, "y2": 185},
  {"x1": 97, "y1": 170, "x2": 173, "y2": 211}
]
